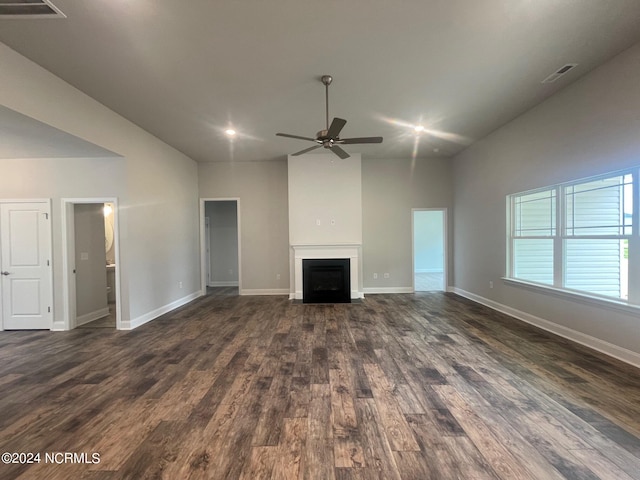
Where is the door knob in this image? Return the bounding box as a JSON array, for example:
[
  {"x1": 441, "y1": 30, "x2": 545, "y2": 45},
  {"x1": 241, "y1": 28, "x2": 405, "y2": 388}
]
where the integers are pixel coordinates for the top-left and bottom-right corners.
[{"x1": 1, "y1": 271, "x2": 9, "y2": 276}]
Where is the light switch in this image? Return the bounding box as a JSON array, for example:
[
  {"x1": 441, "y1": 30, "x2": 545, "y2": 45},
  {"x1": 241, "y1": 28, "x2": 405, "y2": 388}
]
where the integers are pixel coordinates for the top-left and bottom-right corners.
[
  {"x1": 316, "y1": 219, "x2": 321, "y2": 226},
  {"x1": 80, "y1": 252, "x2": 89, "y2": 261}
]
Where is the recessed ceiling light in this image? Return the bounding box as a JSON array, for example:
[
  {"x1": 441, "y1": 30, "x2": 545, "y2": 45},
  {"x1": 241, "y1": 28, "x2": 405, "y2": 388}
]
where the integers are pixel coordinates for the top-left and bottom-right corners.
[
  {"x1": 225, "y1": 129, "x2": 236, "y2": 136},
  {"x1": 414, "y1": 125, "x2": 425, "y2": 133}
]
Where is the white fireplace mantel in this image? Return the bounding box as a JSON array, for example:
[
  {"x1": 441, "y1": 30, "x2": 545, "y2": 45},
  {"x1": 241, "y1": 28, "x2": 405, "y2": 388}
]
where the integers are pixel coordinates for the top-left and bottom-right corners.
[{"x1": 290, "y1": 244, "x2": 363, "y2": 300}]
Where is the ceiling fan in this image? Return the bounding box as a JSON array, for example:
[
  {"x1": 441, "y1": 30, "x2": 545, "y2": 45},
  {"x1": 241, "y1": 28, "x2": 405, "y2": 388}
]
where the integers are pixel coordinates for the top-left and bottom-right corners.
[{"x1": 276, "y1": 75, "x2": 383, "y2": 159}]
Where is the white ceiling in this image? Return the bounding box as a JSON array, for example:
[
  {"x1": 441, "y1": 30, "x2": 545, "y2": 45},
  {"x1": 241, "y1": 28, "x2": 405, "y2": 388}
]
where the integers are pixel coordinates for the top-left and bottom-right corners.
[{"x1": 1, "y1": 0, "x2": 640, "y2": 163}]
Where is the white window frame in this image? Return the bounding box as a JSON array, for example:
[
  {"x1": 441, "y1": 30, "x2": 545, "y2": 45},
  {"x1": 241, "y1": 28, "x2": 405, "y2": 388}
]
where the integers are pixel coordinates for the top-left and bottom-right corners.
[{"x1": 506, "y1": 167, "x2": 640, "y2": 309}]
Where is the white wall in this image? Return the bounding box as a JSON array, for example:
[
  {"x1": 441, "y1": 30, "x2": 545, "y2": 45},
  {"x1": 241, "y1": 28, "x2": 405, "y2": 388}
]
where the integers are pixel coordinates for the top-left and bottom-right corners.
[
  {"x1": 0, "y1": 42, "x2": 200, "y2": 328},
  {"x1": 205, "y1": 201, "x2": 239, "y2": 286},
  {"x1": 288, "y1": 153, "x2": 362, "y2": 245},
  {"x1": 362, "y1": 157, "x2": 453, "y2": 291},
  {"x1": 74, "y1": 204, "x2": 108, "y2": 321},
  {"x1": 198, "y1": 160, "x2": 290, "y2": 292},
  {"x1": 452, "y1": 42, "x2": 640, "y2": 362}
]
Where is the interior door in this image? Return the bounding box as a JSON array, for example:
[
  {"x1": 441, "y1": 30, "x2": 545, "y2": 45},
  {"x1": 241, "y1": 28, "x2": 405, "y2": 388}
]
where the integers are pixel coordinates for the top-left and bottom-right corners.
[{"x1": 1, "y1": 202, "x2": 52, "y2": 329}]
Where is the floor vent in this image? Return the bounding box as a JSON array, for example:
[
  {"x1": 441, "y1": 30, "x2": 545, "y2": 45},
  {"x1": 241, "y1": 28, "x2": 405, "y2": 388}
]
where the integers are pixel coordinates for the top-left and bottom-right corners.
[
  {"x1": 0, "y1": 0, "x2": 66, "y2": 18},
  {"x1": 541, "y1": 64, "x2": 578, "y2": 84}
]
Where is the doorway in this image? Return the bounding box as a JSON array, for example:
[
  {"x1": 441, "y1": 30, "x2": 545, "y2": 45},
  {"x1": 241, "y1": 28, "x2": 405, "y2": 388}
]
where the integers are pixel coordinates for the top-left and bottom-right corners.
[
  {"x1": 62, "y1": 198, "x2": 121, "y2": 330},
  {"x1": 412, "y1": 208, "x2": 447, "y2": 292},
  {"x1": 0, "y1": 200, "x2": 53, "y2": 330},
  {"x1": 200, "y1": 199, "x2": 241, "y2": 296}
]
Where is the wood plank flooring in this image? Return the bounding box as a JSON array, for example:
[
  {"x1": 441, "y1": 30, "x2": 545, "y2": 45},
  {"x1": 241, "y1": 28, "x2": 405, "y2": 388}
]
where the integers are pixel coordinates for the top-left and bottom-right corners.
[{"x1": 0, "y1": 292, "x2": 639, "y2": 479}]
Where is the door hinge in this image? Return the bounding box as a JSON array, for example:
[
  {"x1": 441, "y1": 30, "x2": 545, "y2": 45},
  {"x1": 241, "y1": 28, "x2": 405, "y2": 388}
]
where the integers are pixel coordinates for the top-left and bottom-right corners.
[
  {"x1": 47, "y1": 260, "x2": 50, "y2": 266},
  {"x1": 44, "y1": 213, "x2": 49, "y2": 220},
  {"x1": 48, "y1": 306, "x2": 51, "y2": 313}
]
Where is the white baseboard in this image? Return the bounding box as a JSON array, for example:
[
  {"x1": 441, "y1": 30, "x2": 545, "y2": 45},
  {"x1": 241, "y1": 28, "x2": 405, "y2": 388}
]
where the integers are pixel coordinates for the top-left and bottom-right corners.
[
  {"x1": 121, "y1": 291, "x2": 202, "y2": 330},
  {"x1": 76, "y1": 307, "x2": 110, "y2": 327},
  {"x1": 209, "y1": 281, "x2": 239, "y2": 287},
  {"x1": 240, "y1": 289, "x2": 290, "y2": 296},
  {"x1": 451, "y1": 287, "x2": 640, "y2": 369},
  {"x1": 51, "y1": 320, "x2": 66, "y2": 331},
  {"x1": 364, "y1": 287, "x2": 414, "y2": 294}
]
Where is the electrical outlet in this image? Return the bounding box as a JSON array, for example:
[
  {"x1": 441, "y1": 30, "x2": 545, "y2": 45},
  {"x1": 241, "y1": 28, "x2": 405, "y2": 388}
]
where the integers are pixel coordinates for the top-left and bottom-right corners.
[
  {"x1": 316, "y1": 219, "x2": 321, "y2": 226},
  {"x1": 276, "y1": 273, "x2": 281, "y2": 280},
  {"x1": 229, "y1": 269, "x2": 233, "y2": 275},
  {"x1": 179, "y1": 281, "x2": 183, "y2": 289},
  {"x1": 373, "y1": 273, "x2": 378, "y2": 279},
  {"x1": 384, "y1": 273, "x2": 390, "y2": 279},
  {"x1": 489, "y1": 280, "x2": 494, "y2": 289}
]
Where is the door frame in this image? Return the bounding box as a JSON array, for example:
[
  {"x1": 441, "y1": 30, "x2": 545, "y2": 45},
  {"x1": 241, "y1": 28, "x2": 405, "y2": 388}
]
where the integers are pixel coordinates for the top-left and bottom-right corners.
[
  {"x1": 0, "y1": 198, "x2": 53, "y2": 331},
  {"x1": 61, "y1": 197, "x2": 122, "y2": 330},
  {"x1": 411, "y1": 207, "x2": 448, "y2": 292},
  {"x1": 200, "y1": 198, "x2": 241, "y2": 294}
]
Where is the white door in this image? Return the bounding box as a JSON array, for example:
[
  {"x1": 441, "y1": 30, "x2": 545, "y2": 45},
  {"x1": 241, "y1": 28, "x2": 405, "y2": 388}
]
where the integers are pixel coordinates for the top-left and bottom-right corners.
[{"x1": 1, "y1": 202, "x2": 52, "y2": 329}]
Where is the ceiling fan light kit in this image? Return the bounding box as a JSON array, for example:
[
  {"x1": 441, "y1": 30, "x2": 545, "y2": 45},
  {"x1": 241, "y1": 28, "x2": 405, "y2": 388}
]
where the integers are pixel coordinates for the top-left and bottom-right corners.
[{"x1": 276, "y1": 75, "x2": 383, "y2": 159}]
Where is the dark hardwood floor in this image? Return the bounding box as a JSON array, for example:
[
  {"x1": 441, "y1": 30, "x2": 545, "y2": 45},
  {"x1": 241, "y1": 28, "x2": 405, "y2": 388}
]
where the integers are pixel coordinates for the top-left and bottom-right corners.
[{"x1": 1, "y1": 292, "x2": 639, "y2": 479}]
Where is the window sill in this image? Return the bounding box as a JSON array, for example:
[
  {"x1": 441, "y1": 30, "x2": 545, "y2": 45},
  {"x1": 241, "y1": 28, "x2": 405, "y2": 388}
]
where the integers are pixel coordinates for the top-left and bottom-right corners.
[{"x1": 501, "y1": 277, "x2": 640, "y2": 315}]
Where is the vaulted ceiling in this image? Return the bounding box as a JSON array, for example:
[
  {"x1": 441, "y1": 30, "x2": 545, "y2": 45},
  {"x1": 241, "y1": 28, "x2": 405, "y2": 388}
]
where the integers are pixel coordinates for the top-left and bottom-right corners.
[{"x1": 2, "y1": 1, "x2": 640, "y2": 162}]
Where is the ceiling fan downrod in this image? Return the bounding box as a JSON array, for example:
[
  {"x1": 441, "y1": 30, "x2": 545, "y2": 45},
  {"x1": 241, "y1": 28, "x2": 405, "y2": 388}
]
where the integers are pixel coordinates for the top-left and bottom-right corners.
[{"x1": 321, "y1": 75, "x2": 332, "y2": 131}]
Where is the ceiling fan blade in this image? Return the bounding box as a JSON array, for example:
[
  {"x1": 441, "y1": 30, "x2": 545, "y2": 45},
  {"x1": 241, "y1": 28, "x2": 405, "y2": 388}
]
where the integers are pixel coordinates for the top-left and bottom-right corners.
[
  {"x1": 292, "y1": 145, "x2": 322, "y2": 156},
  {"x1": 276, "y1": 133, "x2": 318, "y2": 142},
  {"x1": 331, "y1": 145, "x2": 350, "y2": 159},
  {"x1": 339, "y1": 136, "x2": 383, "y2": 144},
  {"x1": 327, "y1": 117, "x2": 347, "y2": 138}
]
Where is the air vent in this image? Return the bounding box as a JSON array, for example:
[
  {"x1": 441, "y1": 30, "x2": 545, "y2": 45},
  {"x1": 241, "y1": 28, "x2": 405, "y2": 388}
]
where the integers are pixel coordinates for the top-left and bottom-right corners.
[
  {"x1": 0, "y1": 0, "x2": 66, "y2": 18},
  {"x1": 541, "y1": 64, "x2": 578, "y2": 84}
]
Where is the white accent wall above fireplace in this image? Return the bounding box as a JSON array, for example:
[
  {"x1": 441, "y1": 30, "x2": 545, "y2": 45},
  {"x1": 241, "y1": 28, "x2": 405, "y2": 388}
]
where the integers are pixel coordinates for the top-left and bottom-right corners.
[{"x1": 288, "y1": 153, "x2": 363, "y2": 299}]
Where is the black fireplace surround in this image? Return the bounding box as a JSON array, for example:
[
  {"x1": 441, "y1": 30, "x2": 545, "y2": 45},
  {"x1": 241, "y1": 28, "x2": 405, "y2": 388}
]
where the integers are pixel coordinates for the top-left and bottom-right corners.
[{"x1": 302, "y1": 258, "x2": 351, "y2": 304}]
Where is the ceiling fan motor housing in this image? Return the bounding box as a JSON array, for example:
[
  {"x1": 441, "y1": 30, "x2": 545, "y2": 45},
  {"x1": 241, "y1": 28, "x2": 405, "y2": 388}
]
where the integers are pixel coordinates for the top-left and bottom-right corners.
[{"x1": 317, "y1": 129, "x2": 329, "y2": 140}]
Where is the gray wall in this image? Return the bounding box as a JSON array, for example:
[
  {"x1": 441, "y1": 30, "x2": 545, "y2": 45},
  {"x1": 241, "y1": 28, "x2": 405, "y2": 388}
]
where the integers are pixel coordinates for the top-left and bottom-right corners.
[
  {"x1": 198, "y1": 160, "x2": 291, "y2": 292},
  {"x1": 0, "y1": 43, "x2": 200, "y2": 328},
  {"x1": 198, "y1": 156, "x2": 453, "y2": 294},
  {"x1": 452, "y1": 42, "x2": 640, "y2": 358},
  {"x1": 362, "y1": 157, "x2": 453, "y2": 290},
  {"x1": 74, "y1": 204, "x2": 108, "y2": 321},
  {"x1": 205, "y1": 201, "x2": 239, "y2": 286}
]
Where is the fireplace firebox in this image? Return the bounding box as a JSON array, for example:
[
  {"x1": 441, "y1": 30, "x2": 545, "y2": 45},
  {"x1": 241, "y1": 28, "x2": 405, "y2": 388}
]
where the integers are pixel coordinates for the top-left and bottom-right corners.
[{"x1": 302, "y1": 258, "x2": 351, "y2": 304}]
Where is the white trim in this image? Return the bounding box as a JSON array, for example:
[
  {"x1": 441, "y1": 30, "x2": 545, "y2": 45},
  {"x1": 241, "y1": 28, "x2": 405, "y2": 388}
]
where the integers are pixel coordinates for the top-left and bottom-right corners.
[
  {"x1": 415, "y1": 268, "x2": 444, "y2": 274},
  {"x1": 209, "y1": 281, "x2": 239, "y2": 287},
  {"x1": 364, "y1": 287, "x2": 414, "y2": 294},
  {"x1": 122, "y1": 290, "x2": 202, "y2": 330},
  {"x1": 450, "y1": 287, "x2": 640, "y2": 369},
  {"x1": 291, "y1": 244, "x2": 363, "y2": 300},
  {"x1": 61, "y1": 197, "x2": 122, "y2": 330},
  {"x1": 51, "y1": 320, "x2": 65, "y2": 331},
  {"x1": 502, "y1": 277, "x2": 640, "y2": 315},
  {"x1": 200, "y1": 198, "x2": 241, "y2": 297},
  {"x1": 75, "y1": 307, "x2": 110, "y2": 326},
  {"x1": 240, "y1": 289, "x2": 290, "y2": 296},
  {"x1": 412, "y1": 208, "x2": 448, "y2": 293}
]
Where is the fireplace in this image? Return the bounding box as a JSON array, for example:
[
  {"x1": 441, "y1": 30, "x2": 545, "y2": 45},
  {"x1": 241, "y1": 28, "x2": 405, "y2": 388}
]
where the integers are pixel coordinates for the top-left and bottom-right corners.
[
  {"x1": 291, "y1": 244, "x2": 362, "y2": 301},
  {"x1": 303, "y1": 258, "x2": 351, "y2": 303}
]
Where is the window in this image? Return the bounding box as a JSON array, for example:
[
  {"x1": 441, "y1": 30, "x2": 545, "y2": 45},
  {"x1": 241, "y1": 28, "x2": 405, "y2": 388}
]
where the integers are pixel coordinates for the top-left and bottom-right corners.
[
  {"x1": 507, "y1": 170, "x2": 636, "y2": 304},
  {"x1": 511, "y1": 189, "x2": 555, "y2": 285}
]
